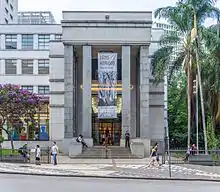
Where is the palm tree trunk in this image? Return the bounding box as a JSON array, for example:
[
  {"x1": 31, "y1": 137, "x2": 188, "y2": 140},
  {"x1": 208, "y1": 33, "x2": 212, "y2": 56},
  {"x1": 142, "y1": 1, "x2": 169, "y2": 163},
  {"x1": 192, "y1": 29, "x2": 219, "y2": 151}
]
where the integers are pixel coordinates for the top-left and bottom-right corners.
[
  {"x1": 187, "y1": 66, "x2": 191, "y2": 148},
  {"x1": 195, "y1": 42, "x2": 208, "y2": 154}
]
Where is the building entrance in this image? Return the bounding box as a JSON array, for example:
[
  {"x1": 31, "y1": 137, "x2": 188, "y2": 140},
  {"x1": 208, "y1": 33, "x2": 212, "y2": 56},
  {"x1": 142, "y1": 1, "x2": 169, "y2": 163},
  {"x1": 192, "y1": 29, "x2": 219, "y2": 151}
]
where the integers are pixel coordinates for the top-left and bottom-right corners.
[{"x1": 92, "y1": 117, "x2": 121, "y2": 146}]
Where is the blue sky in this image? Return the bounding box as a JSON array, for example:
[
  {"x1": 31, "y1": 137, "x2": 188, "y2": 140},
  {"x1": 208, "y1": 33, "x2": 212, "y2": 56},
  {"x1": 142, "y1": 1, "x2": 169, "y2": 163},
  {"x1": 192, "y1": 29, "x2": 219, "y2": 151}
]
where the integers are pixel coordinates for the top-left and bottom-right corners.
[{"x1": 19, "y1": 0, "x2": 219, "y2": 25}]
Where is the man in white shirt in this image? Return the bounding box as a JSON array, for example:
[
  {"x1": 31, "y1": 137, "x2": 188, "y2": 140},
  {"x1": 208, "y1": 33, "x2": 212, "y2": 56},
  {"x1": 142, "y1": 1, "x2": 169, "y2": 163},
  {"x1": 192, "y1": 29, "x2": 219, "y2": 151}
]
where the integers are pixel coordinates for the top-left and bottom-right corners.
[
  {"x1": 51, "y1": 142, "x2": 58, "y2": 165},
  {"x1": 35, "y1": 145, "x2": 41, "y2": 165}
]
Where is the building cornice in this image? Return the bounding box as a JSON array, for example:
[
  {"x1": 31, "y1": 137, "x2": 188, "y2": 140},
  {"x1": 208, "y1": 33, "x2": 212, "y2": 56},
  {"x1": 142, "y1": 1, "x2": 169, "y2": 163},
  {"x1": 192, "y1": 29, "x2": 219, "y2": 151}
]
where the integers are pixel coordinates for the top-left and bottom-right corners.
[
  {"x1": 49, "y1": 79, "x2": 64, "y2": 82},
  {"x1": 49, "y1": 54, "x2": 64, "y2": 58},
  {"x1": 62, "y1": 11, "x2": 152, "y2": 14},
  {"x1": 61, "y1": 22, "x2": 152, "y2": 28},
  {"x1": 62, "y1": 40, "x2": 151, "y2": 46}
]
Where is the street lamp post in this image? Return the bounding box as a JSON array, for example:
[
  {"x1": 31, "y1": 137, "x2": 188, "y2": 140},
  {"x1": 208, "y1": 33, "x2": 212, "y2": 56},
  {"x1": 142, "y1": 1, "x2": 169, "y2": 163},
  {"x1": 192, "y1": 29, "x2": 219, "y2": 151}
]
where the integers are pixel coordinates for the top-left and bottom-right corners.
[{"x1": 164, "y1": 74, "x2": 171, "y2": 178}]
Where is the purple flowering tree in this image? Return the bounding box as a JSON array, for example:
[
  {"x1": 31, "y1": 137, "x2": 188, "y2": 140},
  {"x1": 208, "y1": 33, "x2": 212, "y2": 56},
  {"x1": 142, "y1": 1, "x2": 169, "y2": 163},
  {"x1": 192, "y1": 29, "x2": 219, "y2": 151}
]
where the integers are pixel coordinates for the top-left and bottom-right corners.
[{"x1": 0, "y1": 84, "x2": 41, "y2": 149}]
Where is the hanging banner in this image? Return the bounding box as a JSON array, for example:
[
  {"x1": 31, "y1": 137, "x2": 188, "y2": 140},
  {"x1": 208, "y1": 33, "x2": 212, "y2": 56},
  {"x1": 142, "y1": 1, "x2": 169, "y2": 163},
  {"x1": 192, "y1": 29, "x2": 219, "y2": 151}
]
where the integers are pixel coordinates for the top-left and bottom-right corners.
[{"x1": 98, "y1": 52, "x2": 117, "y2": 119}]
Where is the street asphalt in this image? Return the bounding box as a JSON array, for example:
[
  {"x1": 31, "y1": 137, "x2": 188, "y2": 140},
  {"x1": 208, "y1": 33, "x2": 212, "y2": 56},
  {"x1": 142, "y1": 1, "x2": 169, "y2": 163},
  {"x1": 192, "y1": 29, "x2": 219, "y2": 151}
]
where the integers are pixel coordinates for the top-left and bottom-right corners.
[{"x1": 0, "y1": 174, "x2": 220, "y2": 192}]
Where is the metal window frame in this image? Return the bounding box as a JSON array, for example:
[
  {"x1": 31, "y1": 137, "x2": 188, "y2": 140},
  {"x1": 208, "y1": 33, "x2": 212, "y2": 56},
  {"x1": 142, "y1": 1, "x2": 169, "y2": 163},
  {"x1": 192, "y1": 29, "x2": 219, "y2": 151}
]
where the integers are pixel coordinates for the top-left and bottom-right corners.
[
  {"x1": 22, "y1": 34, "x2": 34, "y2": 49},
  {"x1": 38, "y1": 85, "x2": 49, "y2": 94},
  {"x1": 5, "y1": 34, "x2": 17, "y2": 49},
  {"x1": 21, "y1": 59, "x2": 34, "y2": 74},
  {"x1": 55, "y1": 34, "x2": 62, "y2": 40},
  {"x1": 38, "y1": 34, "x2": 50, "y2": 49},
  {"x1": 21, "y1": 85, "x2": 34, "y2": 92},
  {"x1": 5, "y1": 59, "x2": 17, "y2": 74},
  {"x1": 38, "y1": 59, "x2": 49, "y2": 74}
]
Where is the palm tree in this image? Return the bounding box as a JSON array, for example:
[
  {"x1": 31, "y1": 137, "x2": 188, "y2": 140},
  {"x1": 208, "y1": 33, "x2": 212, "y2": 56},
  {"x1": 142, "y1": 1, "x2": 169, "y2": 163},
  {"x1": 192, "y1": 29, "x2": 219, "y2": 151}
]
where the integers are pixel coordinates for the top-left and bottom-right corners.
[
  {"x1": 202, "y1": 25, "x2": 220, "y2": 134},
  {"x1": 152, "y1": 0, "x2": 220, "y2": 151}
]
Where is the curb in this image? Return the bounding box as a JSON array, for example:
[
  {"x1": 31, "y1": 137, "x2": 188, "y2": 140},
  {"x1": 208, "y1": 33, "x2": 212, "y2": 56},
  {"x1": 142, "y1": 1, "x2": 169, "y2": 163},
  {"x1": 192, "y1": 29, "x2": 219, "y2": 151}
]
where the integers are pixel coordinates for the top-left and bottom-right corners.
[{"x1": 0, "y1": 171, "x2": 220, "y2": 183}]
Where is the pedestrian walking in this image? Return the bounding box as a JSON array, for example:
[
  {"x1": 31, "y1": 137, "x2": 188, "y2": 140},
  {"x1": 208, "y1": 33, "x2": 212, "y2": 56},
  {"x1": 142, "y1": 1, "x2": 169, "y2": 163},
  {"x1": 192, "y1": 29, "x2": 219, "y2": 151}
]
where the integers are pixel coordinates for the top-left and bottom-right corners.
[
  {"x1": 51, "y1": 142, "x2": 58, "y2": 165},
  {"x1": 35, "y1": 145, "x2": 41, "y2": 165},
  {"x1": 147, "y1": 143, "x2": 160, "y2": 167}
]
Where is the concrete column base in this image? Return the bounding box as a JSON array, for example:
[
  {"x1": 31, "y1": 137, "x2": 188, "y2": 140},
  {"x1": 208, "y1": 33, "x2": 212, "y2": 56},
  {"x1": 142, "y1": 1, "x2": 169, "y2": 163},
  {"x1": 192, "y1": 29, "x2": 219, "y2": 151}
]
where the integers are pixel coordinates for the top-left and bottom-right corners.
[
  {"x1": 69, "y1": 139, "x2": 82, "y2": 158},
  {"x1": 84, "y1": 137, "x2": 93, "y2": 147},
  {"x1": 130, "y1": 139, "x2": 145, "y2": 158},
  {"x1": 142, "y1": 138, "x2": 151, "y2": 157},
  {"x1": 131, "y1": 138, "x2": 151, "y2": 157},
  {"x1": 120, "y1": 139, "x2": 125, "y2": 147},
  {"x1": 63, "y1": 138, "x2": 74, "y2": 156}
]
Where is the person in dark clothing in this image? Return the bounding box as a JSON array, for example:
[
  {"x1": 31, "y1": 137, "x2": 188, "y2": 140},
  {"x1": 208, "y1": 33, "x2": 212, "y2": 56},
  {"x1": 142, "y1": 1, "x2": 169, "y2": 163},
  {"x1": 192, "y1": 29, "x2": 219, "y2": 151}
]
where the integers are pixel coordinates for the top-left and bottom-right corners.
[
  {"x1": 77, "y1": 134, "x2": 88, "y2": 150},
  {"x1": 148, "y1": 143, "x2": 159, "y2": 167},
  {"x1": 125, "y1": 130, "x2": 130, "y2": 148},
  {"x1": 105, "y1": 129, "x2": 110, "y2": 145},
  {"x1": 191, "y1": 144, "x2": 197, "y2": 155}
]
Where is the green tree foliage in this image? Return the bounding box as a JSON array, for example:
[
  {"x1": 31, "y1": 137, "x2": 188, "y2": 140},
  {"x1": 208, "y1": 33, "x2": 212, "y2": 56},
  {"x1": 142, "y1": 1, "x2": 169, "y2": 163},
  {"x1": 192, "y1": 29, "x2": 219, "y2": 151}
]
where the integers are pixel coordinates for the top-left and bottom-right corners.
[
  {"x1": 0, "y1": 84, "x2": 41, "y2": 149},
  {"x1": 168, "y1": 73, "x2": 188, "y2": 148},
  {"x1": 153, "y1": 0, "x2": 220, "y2": 149}
]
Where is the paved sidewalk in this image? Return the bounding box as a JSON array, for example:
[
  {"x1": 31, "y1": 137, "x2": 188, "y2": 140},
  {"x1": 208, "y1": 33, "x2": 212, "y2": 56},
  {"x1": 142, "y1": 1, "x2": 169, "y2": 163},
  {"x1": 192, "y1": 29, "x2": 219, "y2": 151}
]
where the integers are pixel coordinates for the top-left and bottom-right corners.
[
  {"x1": 57, "y1": 156, "x2": 150, "y2": 164},
  {"x1": 0, "y1": 162, "x2": 220, "y2": 181}
]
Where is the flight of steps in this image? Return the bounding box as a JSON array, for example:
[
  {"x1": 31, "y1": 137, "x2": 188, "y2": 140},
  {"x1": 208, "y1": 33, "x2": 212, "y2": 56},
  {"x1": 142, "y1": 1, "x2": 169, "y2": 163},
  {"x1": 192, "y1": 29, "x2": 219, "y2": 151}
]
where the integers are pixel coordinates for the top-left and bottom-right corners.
[{"x1": 71, "y1": 146, "x2": 141, "y2": 159}]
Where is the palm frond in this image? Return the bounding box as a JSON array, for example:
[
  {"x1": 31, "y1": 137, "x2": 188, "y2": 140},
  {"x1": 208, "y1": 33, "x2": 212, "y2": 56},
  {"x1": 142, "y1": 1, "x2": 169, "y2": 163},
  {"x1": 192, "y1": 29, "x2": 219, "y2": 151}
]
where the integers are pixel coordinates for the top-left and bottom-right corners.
[
  {"x1": 159, "y1": 31, "x2": 182, "y2": 46},
  {"x1": 151, "y1": 46, "x2": 173, "y2": 84},
  {"x1": 155, "y1": 4, "x2": 193, "y2": 34},
  {"x1": 154, "y1": 6, "x2": 177, "y2": 20},
  {"x1": 168, "y1": 51, "x2": 185, "y2": 80},
  {"x1": 202, "y1": 26, "x2": 220, "y2": 57}
]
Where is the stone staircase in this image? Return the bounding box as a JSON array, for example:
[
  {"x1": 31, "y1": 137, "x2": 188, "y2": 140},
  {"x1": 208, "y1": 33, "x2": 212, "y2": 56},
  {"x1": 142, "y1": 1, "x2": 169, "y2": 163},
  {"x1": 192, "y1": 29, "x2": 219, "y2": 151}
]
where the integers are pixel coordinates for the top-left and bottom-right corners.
[{"x1": 71, "y1": 146, "x2": 141, "y2": 159}]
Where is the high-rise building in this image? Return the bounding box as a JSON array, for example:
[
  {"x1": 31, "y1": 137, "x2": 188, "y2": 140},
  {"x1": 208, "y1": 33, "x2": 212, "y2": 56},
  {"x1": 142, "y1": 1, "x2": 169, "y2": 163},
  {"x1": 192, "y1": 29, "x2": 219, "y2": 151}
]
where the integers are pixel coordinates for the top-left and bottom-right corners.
[
  {"x1": 0, "y1": 0, "x2": 18, "y2": 24},
  {"x1": 18, "y1": 11, "x2": 56, "y2": 24}
]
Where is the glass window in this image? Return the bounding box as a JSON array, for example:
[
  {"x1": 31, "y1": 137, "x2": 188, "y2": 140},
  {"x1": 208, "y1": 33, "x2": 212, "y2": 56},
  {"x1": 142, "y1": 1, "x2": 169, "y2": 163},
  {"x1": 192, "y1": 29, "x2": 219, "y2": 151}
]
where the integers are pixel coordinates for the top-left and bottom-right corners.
[
  {"x1": 22, "y1": 59, "x2": 33, "y2": 74},
  {"x1": 21, "y1": 85, "x2": 33, "y2": 93},
  {"x1": 5, "y1": 34, "x2": 17, "y2": 49},
  {"x1": 5, "y1": 19, "x2": 8, "y2": 24},
  {"x1": 5, "y1": 59, "x2": 17, "y2": 74},
  {"x1": 4, "y1": 101, "x2": 49, "y2": 141},
  {"x1": 38, "y1": 34, "x2": 50, "y2": 49},
  {"x1": 5, "y1": 0, "x2": 8, "y2": 4},
  {"x1": 55, "y1": 34, "x2": 62, "y2": 40},
  {"x1": 38, "y1": 86, "x2": 49, "y2": 94},
  {"x1": 5, "y1": 8, "x2": 8, "y2": 14},
  {"x1": 22, "y1": 34, "x2": 33, "y2": 49},
  {"x1": 10, "y1": 4, "x2": 13, "y2": 11},
  {"x1": 38, "y1": 59, "x2": 49, "y2": 74},
  {"x1": 10, "y1": 14, "x2": 13, "y2": 20},
  {"x1": 32, "y1": 102, "x2": 49, "y2": 141}
]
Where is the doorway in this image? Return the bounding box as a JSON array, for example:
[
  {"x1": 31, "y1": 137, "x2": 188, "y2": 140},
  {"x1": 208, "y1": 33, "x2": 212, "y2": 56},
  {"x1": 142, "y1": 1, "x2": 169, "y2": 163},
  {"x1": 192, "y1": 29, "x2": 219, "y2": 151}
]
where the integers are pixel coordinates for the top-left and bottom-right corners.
[{"x1": 92, "y1": 117, "x2": 121, "y2": 146}]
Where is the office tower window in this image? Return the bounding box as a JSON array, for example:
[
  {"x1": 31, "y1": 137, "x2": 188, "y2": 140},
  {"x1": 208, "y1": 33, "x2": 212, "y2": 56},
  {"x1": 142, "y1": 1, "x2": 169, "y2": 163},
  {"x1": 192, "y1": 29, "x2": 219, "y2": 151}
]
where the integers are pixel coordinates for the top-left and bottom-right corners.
[
  {"x1": 22, "y1": 60, "x2": 33, "y2": 74},
  {"x1": 38, "y1": 86, "x2": 49, "y2": 94},
  {"x1": 38, "y1": 59, "x2": 49, "y2": 74},
  {"x1": 21, "y1": 85, "x2": 33, "y2": 93},
  {"x1": 22, "y1": 34, "x2": 34, "y2": 49},
  {"x1": 38, "y1": 34, "x2": 50, "y2": 49},
  {"x1": 55, "y1": 34, "x2": 62, "y2": 40},
  {"x1": 10, "y1": 4, "x2": 13, "y2": 11},
  {"x1": 5, "y1": 8, "x2": 8, "y2": 14},
  {"x1": 5, "y1": 59, "x2": 17, "y2": 74},
  {"x1": 5, "y1": 34, "x2": 17, "y2": 49}
]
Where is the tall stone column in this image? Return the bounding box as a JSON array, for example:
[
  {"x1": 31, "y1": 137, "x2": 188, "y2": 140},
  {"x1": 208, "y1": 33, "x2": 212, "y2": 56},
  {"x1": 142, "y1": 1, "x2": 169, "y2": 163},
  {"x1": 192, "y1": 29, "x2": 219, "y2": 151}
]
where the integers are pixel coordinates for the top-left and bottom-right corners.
[
  {"x1": 121, "y1": 45, "x2": 131, "y2": 145},
  {"x1": 64, "y1": 45, "x2": 74, "y2": 139},
  {"x1": 140, "y1": 46, "x2": 150, "y2": 156},
  {"x1": 82, "y1": 45, "x2": 92, "y2": 145}
]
